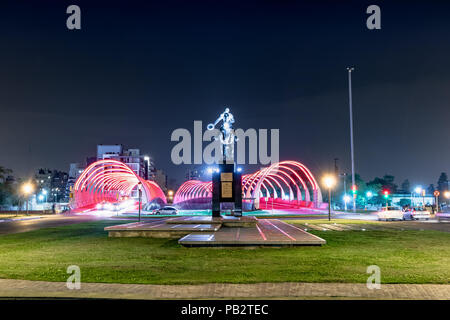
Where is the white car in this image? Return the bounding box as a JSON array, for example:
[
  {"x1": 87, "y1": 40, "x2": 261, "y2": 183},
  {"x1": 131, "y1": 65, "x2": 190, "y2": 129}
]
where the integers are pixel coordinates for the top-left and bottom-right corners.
[
  {"x1": 377, "y1": 206, "x2": 404, "y2": 221},
  {"x1": 403, "y1": 208, "x2": 431, "y2": 220},
  {"x1": 153, "y1": 206, "x2": 178, "y2": 215}
]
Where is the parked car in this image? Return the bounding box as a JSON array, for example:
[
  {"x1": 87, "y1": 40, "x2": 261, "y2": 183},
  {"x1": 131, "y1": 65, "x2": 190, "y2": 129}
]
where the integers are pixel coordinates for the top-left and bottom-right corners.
[
  {"x1": 152, "y1": 206, "x2": 178, "y2": 215},
  {"x1": 376, "y1": 206, "x2": 404, "y2": 221},
  {"x1": 403, "y1": 207, "x2": 430, "y2": 220}
]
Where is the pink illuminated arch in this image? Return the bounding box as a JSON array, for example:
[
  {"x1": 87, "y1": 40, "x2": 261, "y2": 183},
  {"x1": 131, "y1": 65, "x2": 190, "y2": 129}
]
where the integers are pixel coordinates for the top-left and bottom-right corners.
[
  {"x1": 71, "y1": 159, "x2": 166, "y2": 210},
  {"x1": 173, "y1": 160, "x2": 322, "y2": 209}
]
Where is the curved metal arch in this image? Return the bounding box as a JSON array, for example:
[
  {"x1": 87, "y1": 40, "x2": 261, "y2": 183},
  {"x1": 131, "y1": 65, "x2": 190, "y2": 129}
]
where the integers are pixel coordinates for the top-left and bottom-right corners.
[
  {"x1": 173, "y1": 160, "x2": 323, "y2": 209},
  {"x1": 71, "y1": 159, "x2": 166, "y2": 210}
]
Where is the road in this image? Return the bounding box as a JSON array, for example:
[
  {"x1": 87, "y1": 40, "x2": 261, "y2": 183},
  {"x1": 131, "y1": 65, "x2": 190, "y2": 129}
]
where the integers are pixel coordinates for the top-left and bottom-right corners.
[
  {"x1": 1, "y1": 212, "x2": 448, "y2": 235},
  {"x1": 0, "y1": 214, "x2": 109, "y2": 235}
]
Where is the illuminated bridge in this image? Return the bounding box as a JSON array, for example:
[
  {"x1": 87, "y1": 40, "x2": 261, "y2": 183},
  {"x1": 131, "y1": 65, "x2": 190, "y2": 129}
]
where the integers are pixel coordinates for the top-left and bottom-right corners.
[
  {"x1": 174, "y1": 161, "x2": 323, "y2": 210},
  {"x1": 71, "y1": 160, "x2": 323, "y2": 212},
  {"x1": 70, "y1": 159, "x2": 166, "y2": 211}
]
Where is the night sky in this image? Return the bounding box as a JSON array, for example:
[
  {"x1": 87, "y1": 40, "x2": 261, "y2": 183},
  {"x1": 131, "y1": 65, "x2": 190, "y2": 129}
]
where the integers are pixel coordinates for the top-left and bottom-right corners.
[{"x1": 0, "y1": 0, "x2": 449, "y2": 187}]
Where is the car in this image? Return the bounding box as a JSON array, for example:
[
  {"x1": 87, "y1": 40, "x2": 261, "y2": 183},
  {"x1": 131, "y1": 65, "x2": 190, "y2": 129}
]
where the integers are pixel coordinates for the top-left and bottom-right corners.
[
  {"x1": 153, "y1": 206, "x2": 178, "y2": 215},
  {"x1": 436, "y1": 211, "x2": 450, "y2": 221},
  {"x1": 376, "y1": 206, "x2": 404, "y2": 221},
  {"x1": 403, "y1": 207, "x2": 430, "y2": 220}
]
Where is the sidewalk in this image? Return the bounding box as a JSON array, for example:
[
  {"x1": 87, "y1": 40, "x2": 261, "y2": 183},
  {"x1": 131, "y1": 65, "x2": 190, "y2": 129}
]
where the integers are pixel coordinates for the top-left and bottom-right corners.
[{"x1": 0, "y1": 279, "x2": 449, "y2": 299}]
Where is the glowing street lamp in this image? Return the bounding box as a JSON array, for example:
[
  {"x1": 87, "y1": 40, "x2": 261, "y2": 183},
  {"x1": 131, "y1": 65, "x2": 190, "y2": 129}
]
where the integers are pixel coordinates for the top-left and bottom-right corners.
[
  {"x1": 42, "y1": 189, "x2": 48, "y2": 202},
  {"x1": 366, "y1": 191, "x2": 373, "y2": 199},
  {"x1": 167, "y1": 190, "x2": 174, "y2": 203},
  {"x1": 444, "y1": 191, "x2": 450, "y2": 199},
  {"x1": 21, "y1": 182, "x2": 34, "y2": 215},
  {"x1": 322, "y1": 175, "x2": 336, "y2": 221},
  {"x1": 343, "y1": 194, "x2": 351, "y2": 211}
]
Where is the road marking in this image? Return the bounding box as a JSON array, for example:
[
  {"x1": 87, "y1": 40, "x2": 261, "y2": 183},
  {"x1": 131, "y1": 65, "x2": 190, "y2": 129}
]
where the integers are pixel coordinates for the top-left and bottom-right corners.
[
  {"x1": 255, "y1": 224, "x2": 267, "y2": 240},
  {"x1": 264, "y1": 219, "x2": 296, "y2": 240}
]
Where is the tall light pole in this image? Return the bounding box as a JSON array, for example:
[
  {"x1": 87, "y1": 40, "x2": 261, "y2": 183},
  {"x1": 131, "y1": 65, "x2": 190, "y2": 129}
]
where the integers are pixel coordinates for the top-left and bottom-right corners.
[
  {"x1": 347, "y1": 67, "x2": 356, "y2": 212},
  {"x1": 21, "y1": 182, "x2": 34, "y2": 215},
  {"x1": 340, "y1": 173, "x2": 347, "y2": 210},
  {"x1": 323, "y1": 175, "x2": 337, "y2": 221},
  {"x1": 138, "y1": 182, "x2": 142, "y2": 222}
]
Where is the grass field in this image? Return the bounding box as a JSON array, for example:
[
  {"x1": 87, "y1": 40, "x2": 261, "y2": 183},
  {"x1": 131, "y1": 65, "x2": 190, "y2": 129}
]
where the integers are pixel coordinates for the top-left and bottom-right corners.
[{"x1": 0, "y1": 220, "x2": 449, "y2": 285}]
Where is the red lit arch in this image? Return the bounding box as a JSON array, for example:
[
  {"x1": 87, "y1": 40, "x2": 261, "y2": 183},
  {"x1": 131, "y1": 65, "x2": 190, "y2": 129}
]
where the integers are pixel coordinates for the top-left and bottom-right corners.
[{"x1": 71, "y1": 159, "x2": 166, "y2": 210}]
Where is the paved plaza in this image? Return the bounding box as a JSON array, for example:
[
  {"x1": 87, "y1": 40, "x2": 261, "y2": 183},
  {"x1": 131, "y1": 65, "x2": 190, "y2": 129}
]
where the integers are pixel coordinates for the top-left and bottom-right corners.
[{"x1": 0, "y1": 279, "x2": 449, "y2": 300}]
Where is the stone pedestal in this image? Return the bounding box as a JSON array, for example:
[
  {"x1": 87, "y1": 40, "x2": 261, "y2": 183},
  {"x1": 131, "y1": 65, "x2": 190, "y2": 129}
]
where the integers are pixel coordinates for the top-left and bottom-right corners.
[{"x1": 212, "y1": 163, "x2": 242, "y2": 217}]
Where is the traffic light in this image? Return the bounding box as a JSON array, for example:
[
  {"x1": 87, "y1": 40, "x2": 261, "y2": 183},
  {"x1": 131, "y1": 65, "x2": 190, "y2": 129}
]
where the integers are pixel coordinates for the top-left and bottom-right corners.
[
  {"x1": 383, "y1": 190, "x2": 390, "y2": 199},
  {"x1": 351, "y1": 185, "x2": 357, "y2": 194}
]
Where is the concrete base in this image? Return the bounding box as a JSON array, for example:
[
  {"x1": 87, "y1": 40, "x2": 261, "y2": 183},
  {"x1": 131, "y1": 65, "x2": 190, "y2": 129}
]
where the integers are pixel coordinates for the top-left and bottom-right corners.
[
  {"x1": 104, "y1": 217, "x2": 325, "y2": 247},
  {"x1": 166, "y1": 215, "x2": 257, "y2": 228},
  {"x1": 105, "y1": 220, "x2": 221, "y2": 238},
  {"x1": 179, "y1": 219, "x2": 326, "y2": 247}
]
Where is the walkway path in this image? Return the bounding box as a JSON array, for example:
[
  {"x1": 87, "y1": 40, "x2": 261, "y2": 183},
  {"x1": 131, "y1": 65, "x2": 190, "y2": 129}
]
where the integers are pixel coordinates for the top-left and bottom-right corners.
[{"x1": 0, "y1": 279, "x2": 449, "y2": 299}]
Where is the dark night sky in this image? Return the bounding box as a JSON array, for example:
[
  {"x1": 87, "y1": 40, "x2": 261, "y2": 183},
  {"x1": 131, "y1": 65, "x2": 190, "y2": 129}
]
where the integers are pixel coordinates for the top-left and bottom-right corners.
[{"x1": 0, "y1": 0, "x2": 449, "y2": 187}]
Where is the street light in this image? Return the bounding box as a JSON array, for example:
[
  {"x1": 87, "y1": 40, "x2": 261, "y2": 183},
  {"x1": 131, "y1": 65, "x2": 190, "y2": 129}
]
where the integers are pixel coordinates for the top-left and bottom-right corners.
[
  {"x1": 343, "y1": 194, "x2": 351, "y2": 211},
  {"x1": 42, "y1": 189, "x2": 48, "y2": 202},
  {"x1": 323, "y1": 175, "x2": 336, "y2": 221},
  {"x1": 21, "y1": 182, "x2": 34, "y2": 215},
  {"x1": 347, "y1": 67, "x2": 356, "y2": 213},
  {"x1": 137, "y1": 182, "x2": 142, "y2": 222},
  {"x1": 414, "y1": 186, "x2": 423, "y2": 208}
]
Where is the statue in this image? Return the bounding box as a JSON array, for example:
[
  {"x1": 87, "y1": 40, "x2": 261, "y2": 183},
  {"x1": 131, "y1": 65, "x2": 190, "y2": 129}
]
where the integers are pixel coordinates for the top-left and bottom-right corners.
[{"x1": 207, "y1": 107, "x2": 236, "y2": 163}]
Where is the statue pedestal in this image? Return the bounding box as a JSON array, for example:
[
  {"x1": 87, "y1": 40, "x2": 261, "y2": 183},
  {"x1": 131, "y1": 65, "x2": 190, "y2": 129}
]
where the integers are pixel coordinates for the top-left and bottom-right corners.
[{"x1": 212, "y1": 163, "x2": 242, "y2": 217}]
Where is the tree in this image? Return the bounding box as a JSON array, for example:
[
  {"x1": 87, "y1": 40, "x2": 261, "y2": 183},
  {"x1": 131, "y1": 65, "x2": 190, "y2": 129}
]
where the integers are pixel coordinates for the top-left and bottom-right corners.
[
  {"x1": 367, "y1": 174, "x2": 398, "y2": 194},
  {"x1": 0, "y1": 166, "x2": 12, "y2": 181},
  {"x1": 0, "y1": 166, "x2": 16, "y2": 207},
  {"x1": 427, "y1": 184, "x2": 435, "y2": 194}
]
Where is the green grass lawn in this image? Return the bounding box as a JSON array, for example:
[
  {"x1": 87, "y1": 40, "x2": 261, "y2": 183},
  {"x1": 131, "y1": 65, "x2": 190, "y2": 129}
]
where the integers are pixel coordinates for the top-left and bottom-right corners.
[{"x1": 0, "y1": 220, "x2": 449, "y2": 285}]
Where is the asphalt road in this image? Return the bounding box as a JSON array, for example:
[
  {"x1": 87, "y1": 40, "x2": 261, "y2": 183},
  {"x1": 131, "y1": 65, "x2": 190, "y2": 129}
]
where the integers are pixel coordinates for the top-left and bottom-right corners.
[{"x1": 0, "y1": 215, "x2": 108, "y2": 235}]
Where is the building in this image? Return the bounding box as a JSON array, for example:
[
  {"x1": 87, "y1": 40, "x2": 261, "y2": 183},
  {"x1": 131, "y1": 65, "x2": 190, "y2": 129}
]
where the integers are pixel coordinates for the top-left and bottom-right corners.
[
  {"x1": 35, "y1": 168, "x2": 52, "y2": 193},
  {"x1": 154, "y1": 169, "x2": 168, "y2": 193},
  {"x1": 186, "y1": 167, "x2": 207, "y2": 181},
  {"x1": 35, "y1": 169, "x2": 69, "y2": 203},
  {"x1": 96, "y1": 144, "x2": 154, "y2": 180},
  {"x1": 67, "y1": 163, "x2": 85, "y2": 203},
  {"x1": 391, "y1": 193, "x2": 435, "y2": 207}
]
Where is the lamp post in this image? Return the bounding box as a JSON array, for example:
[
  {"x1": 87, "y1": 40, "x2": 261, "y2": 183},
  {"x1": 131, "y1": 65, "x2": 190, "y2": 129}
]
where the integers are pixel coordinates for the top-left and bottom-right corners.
[
  {"x1": 422, "y1": 190, "x2": 426, "y2": 209},
  {"x1": 340, "y1": 173, "x2": 347, "y2": 210},
  {"x1": 21, "y1": 182, "x2": 34, "y2": 215},
  {"x1": 323, "y1": 175, "x2": 337, "y2": 221},
  {"x1": 347, "y1": 67, "x2": 356, "y2": 213},
  {"x1": 343, "y1": 194, "x2": 351, "y2": 211},
  {"x1": 138, "y1": 182, "x2": 142, "y2": 222},
  {"x1": 444, "y1": 191, "x2": 450, "y2": 201},
  {"x1": 414, "y1": 186, "x2": 422, "y2": 208}
]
